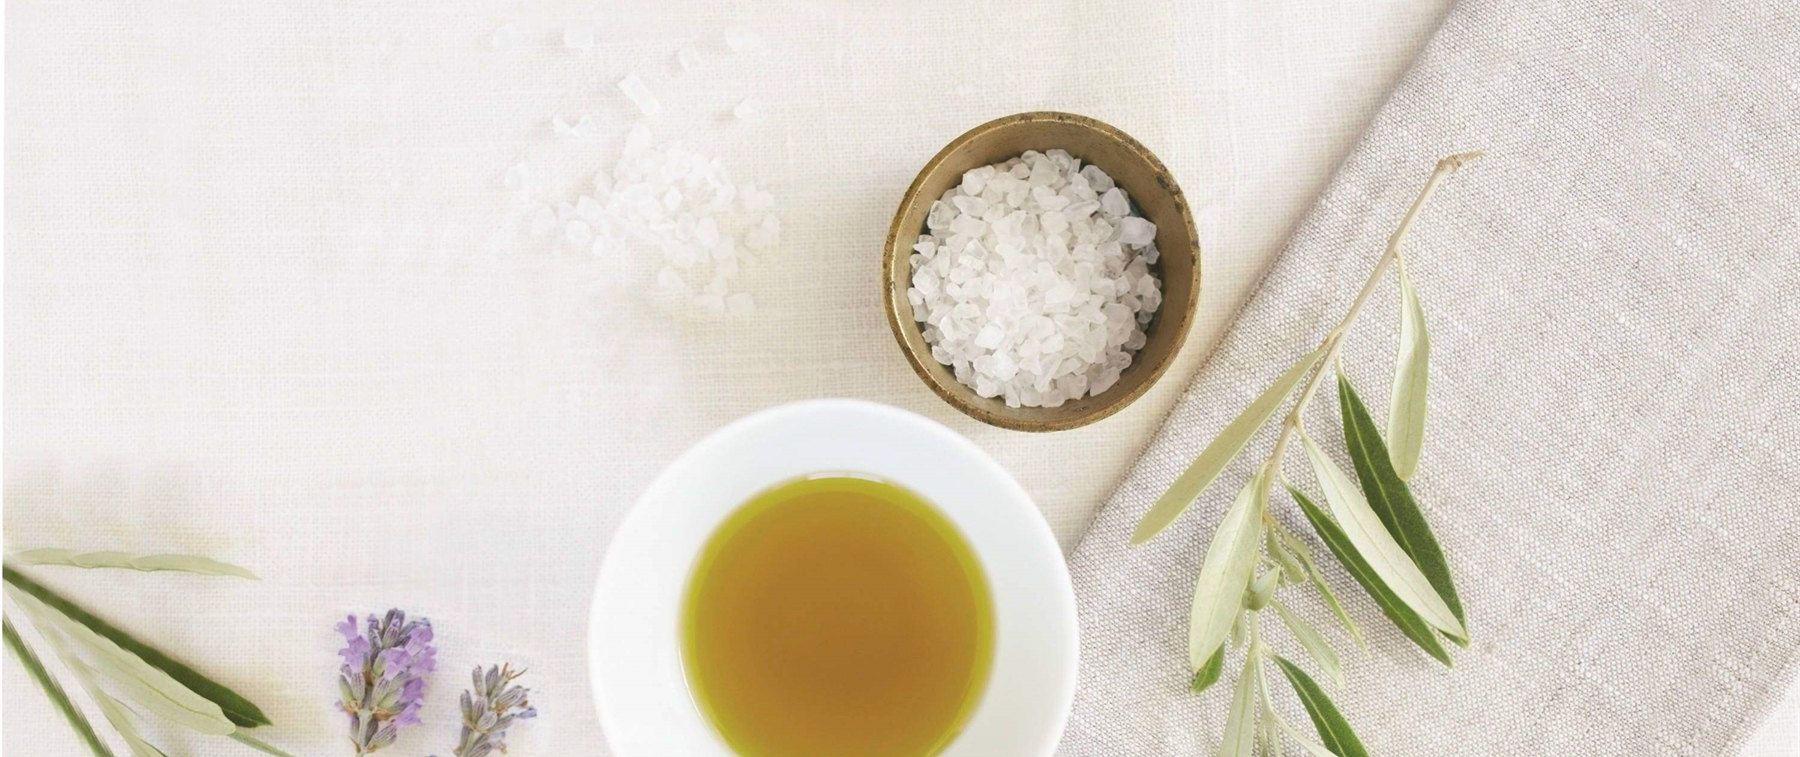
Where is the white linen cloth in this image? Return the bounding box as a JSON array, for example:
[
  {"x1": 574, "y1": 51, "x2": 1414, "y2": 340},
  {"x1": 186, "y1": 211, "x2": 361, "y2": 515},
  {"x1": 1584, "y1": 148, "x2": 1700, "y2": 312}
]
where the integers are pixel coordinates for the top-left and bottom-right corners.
[
  {"x1": 3, "y1": 0, "x2": 1793, "y2": 755},
  {"x1": 1059, "y1": 0, "x2": 1800, "y2": 755},
  {"x1": 1, "y1": 1, "x2": 1452, "y2": 754}
]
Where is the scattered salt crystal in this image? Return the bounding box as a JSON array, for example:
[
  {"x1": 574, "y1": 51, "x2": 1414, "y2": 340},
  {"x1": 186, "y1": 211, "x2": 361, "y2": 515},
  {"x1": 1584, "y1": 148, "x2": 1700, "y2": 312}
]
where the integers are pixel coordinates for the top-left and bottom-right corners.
[
  {"x1": 564, "y1": 25, "x2": 596, "y2": 52},
  {"x1": 528, "y1": 126, "x2": 778, "y2": 317},
  {"x1": 724, "y1": 27, "x2": 763, "y2": 54},
  {"x1": 675, "y1": 46, "x2": 701, "y2": 72},
  {"x1": 576, "y1": 196, "x2": 603, "y2": 223},
  {"x1": 491, "y1": 24, "x2": 519, "y2": 50},
  {"x1": 657, "y1": 266, "x2": 689, "y2": 294},
  {"x1": 694, "y1": 293, "x2": 727, "y2": 313},
  {"x1": 732, "y1": 97, "x2": 762, "y2": 123},
  {"x1": 504, "y1": 162, "x2": 534, "y2": 194},
  {"x1": 618, "y1": 74, "x2": 661, "y2": 116},
  {"x1": 905, "y1": 151, "x2": 1162, "y2": 406},
  {"x1": 554, "y1": 115, "x2": 595, "y2": 140},
  {"x1": 566, "y1": 220, "x2": 593, "y2": 246}
]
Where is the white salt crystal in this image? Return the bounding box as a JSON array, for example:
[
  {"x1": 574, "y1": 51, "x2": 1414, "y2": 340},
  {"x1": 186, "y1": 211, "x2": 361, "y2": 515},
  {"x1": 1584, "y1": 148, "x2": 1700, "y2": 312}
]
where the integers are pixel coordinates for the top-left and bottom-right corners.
[
  {"x1": 1118, "y1": 217, "x2": 1157, "y2": 246},
  {"x1": 904, "y1": 151, "x2": 1163, "y2": 407},
  {"x1": 694, "y1": 293, "x2": 727, "y2": 313},
  {"x1": 1080, "y1": 165, "x2": 1114, "y2": 192},
  {"x1": 724, "y1": 27, "x2": 763, "y2": 54},
  {"x1": 695, "y1": 216, "x2": 720, "y2": 247},
  {"x1": 566, "y1": 220, "x2": 593, "y2": 246},
  {"x1": 577, "y1": 196, "x2": 603, "y2": 223},
  {"x1": 553, "y1": 114, "x2": 596, "y2": 140},
  {"x1": 657, "y1": 266, "x2": 689, "y2": 294},
  {"x1": 618, "y1": 74, "x2": 661, "y2": 116},
  {"x1": 504, "y1": 162, "x2": 534, "y2": 194},
  {"x1": 564, "y1": 25, "x2": 596, "y2": 52},
  {"x1": 676, "y1": 47, "x2": 701, "y2": 72},
  {"x1": 732, "y1": 97, "x2": 762, "y2": 123},
  {"x1": 1100, "y1": 187, "x2": 1130, "y2": 218}
]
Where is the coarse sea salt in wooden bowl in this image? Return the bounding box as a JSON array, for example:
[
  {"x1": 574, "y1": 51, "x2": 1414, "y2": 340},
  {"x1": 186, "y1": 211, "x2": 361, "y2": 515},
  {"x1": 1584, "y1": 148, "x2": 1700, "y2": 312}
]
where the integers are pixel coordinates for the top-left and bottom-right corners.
[{"x1": 883, "y1": 112, "x2": 1201, "y2": 432}]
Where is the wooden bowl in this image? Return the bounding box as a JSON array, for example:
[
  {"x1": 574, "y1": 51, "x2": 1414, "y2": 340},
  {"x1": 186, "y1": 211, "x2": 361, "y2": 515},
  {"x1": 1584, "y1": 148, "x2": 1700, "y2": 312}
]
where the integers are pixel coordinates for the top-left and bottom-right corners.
[{"x1": 882, "y1": 112, "x2": 1201, "y2": 432}]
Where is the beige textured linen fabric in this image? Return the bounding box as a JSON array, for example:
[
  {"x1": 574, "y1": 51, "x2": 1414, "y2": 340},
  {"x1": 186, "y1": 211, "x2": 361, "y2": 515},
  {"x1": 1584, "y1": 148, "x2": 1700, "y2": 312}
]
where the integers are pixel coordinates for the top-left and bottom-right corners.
[{"x1": 1062, "y1": 0, "x2": 1800, "y2": 755}]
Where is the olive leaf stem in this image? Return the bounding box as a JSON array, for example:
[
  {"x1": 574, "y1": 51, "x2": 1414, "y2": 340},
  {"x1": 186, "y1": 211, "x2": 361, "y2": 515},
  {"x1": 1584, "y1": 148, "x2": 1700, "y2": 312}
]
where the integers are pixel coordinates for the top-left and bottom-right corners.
[{"x1": 1254, "y1": 153, "x2": 1481, "y2": 488}]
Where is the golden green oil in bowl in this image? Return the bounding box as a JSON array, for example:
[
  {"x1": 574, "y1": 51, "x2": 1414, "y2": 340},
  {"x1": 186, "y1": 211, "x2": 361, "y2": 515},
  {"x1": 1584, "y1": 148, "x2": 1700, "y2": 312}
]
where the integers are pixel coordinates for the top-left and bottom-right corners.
[{"x1": 680, "y1": 476, "x2": 995, "y2": 757}]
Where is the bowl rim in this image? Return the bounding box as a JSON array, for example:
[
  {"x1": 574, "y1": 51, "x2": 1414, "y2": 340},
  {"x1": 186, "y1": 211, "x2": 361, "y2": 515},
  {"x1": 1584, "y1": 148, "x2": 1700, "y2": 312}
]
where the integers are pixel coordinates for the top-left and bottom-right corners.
[{"x1": 882, "y1": 111, "x2": 1202, "y2": 432}]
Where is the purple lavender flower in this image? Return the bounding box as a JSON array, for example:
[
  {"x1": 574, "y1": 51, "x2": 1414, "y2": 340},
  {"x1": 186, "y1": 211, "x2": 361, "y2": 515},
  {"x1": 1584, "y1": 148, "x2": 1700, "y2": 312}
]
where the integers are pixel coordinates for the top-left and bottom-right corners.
[
  {"x1": 441, "y1": 664, "x2": 535, "y2": 757},
  {"x1": 336, "y1": 609, "x2": 437, "y2": 755}
]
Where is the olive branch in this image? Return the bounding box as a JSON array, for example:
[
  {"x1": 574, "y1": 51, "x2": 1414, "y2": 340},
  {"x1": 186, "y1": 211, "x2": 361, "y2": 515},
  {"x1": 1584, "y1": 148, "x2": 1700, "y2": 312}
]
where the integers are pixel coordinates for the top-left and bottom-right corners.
[
  {"x1": 3, "y1": 553, "x2": 299, "y2": 757},
  {"x1": 1131, "y1": 153, "x2": 1481, "y2": 757}
]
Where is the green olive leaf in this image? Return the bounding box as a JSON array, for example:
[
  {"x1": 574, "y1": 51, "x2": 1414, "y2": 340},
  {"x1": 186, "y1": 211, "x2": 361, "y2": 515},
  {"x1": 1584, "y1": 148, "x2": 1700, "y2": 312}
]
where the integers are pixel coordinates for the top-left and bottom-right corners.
[
  {"x1": 6, "y1": 585, "x2": 234, "y2": 735},
  {"x1": 41, "y1": 626, "x2": 172, "y2": 757},
  {"x1": 1189, "y1": 471, "x2": 1268, "y2": 670},
  {"x1": 1133, "y1": 347, "x2": 1325, "y2": 544},
  {"x1": 228, "y1": 732, "x2": 305, "y2": 757},
  {"x1": 1339, "y1": 373, "x2": 1466, "y2": 644},
  {"x1": 11, "y1": 550, "x2": 257, "y2": 580},
  {"x1": 1266, "y1": 530, "x2": 1309, "y2": 581},
  {"x1": 1218, "y1": 665, "x2": 1258, "y2": 757},
  {"x1": 1191, "y1": 647, "x2": 1226, "y2": 693},
  {"x1": 1271, "y1": 600, "x2": 1342, "y2": 687},
  {"x1": 1246, "y1": 570, "x2": 1280, "y2": 611},
  {"x1": 1388, "y1": 264, "x2": 1430, "y2": 480},
  {"x1": 1274, "y1": 655, "x2": 1369, "y2": 757},
  {"x1": 1276, "y1": 716, "x2": 1345, "y2": 757},
  {"x1": 1300, "y1": 431, "x2": 1464, "y2": 639},
  {"x1": 1286, "y1": 484, "x2": 1450, "y2": 665},
  {"x1": 2, "y1": 566, "x2": 271, "y2": 728},
  {"x1": 4, "y1": 617, "x2": 117, "y2": 757}
]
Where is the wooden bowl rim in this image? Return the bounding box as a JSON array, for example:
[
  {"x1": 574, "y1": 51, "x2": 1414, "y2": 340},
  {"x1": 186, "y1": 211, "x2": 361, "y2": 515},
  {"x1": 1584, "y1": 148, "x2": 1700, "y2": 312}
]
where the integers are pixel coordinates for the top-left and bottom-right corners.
[{"x1": 882, "y1": 111, "x2": 1202, "y2": 432}]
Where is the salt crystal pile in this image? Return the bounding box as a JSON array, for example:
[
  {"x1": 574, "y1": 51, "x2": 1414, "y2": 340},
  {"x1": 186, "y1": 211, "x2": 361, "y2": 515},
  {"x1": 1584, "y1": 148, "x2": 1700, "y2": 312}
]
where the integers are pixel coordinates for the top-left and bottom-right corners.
[
  {"x1": 908, "y1": 149, "x2": 1162, "y2": 408},
  {"x1": 533, "y1": 125, "x2": 778, "y2": 315}
]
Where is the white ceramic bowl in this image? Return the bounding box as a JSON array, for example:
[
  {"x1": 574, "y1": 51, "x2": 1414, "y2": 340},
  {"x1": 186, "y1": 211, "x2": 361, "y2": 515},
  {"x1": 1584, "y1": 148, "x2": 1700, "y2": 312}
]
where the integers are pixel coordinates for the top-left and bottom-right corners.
[{"x1": 588, "y1": 399, "x2": 1078, "y2": 757}]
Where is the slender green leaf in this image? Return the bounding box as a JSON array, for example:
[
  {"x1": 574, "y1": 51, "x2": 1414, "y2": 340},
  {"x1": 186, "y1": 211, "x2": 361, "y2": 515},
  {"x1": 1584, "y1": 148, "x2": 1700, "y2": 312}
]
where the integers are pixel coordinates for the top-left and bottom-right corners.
[
  {"x1": 1274, "y1": 656, "x2": 1368, "y2": 757},
  {"x1": 1339, "y1": 374, "x2": 1466, "y2": 644},
  {"x1": 1271, "y1": 600, "x2": 1341, "y2": 687},
  {"x1": 88, "y1": 695, "x2": 170, "y2": 757},
  {"x1": 1246, "y1": 570, "x2": 1280, "y2": 611},
  {"x1": 1287, "y1": 485, "x2": 1450, "y2": 665},
  {"x1": 1133, "y1": 347, "x2": 1325, "y2": 544},
  {"x1": 1218, "y1": 665, "x2": 1258, "y2": 757},
  {"x1": 7, "y1": 584, "x2": 235, "y2": 735},
  {"x1": 1189, "y1": 472, "x2": 1268, "y2": 669},
  {"x1": 4, "y1": 616, "x2": 117, "y2": 757},
  {"x1": 1300, "y1": 432, "x2": 1464, "y2": 639},
  {"x1": 1253, "y1": 661, "x2": 1279, "y2": 757},
  {"x1": 1388, "y1": 264, "x2": 1430, "y2": 480},
  {"x1": 13, "y1": 550, "x2": 257, "y2": 580},
  {"x1": 25, "y1": 610, "x2": 170, "y2": 757},
  {"x1": 229, "y1": 732, "x2": 305, "y2": 757},
  {"x1": 2, "y1": 566, "x2": 271, "y2": 727},
  {"x1": 1266, "y1": 530, "x2": 1308, "y2": 582},
  {"x1": 1276, "y1": 717, "x2": 1342, "y2": 757},
  {"x1": 1191, "y1": 647, "x2": 1226, "y2": 693},
  {"x1": 1308, "y1": 571, "x2": 1364, "y2": 650}
]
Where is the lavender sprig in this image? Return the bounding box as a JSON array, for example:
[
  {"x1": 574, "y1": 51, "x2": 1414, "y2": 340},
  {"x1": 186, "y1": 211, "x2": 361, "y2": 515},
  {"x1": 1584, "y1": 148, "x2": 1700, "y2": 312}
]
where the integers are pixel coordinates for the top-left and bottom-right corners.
[
  {"x1": 336, "y1": 609, "x2": 437, "y2": 755},
  {"x1": 445, "y1": 664, "x2": 536, "y2": 757}
]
